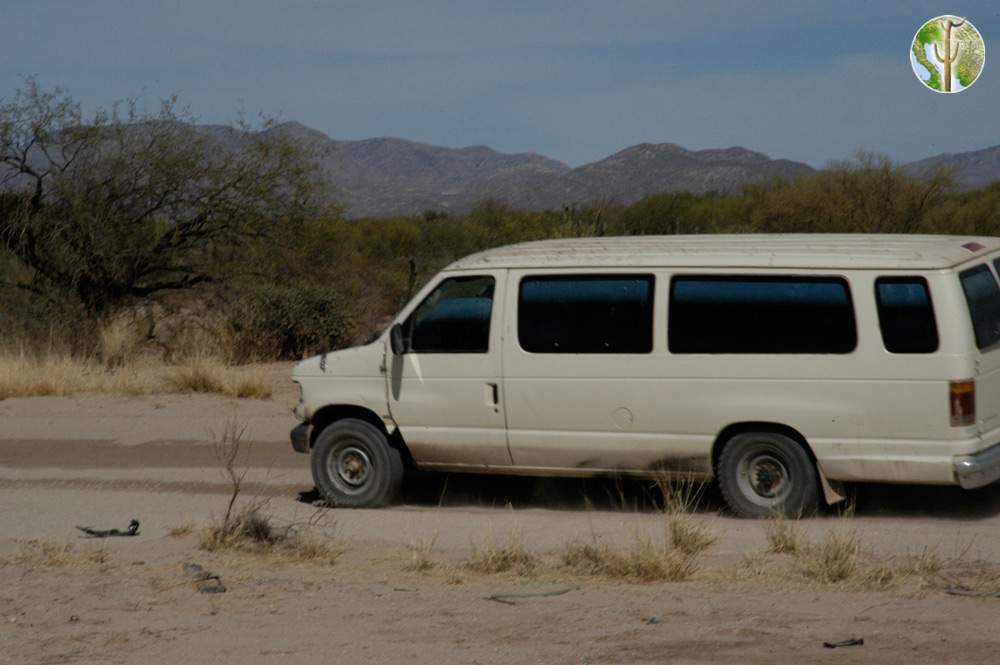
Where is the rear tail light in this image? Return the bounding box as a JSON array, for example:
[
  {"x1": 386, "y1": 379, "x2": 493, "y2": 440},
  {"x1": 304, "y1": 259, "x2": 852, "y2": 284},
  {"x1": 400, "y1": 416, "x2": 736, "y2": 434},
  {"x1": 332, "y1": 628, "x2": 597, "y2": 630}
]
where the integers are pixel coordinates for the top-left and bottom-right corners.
[{"x1": 950, "y1": 379, "x2": 976, "y2": 427}]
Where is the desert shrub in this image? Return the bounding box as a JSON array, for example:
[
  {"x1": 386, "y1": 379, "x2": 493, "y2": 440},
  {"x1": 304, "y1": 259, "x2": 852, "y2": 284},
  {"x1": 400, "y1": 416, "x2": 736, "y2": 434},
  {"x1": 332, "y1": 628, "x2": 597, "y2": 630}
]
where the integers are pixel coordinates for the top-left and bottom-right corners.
[
  {"x1": 223, "y1": 284, "x2": 354, "y2": 362},
  {"x1": 467, "y1": 527, "x2": 536, "y2": 574},
  {"x1": 561, "y1": 533, "x2": 701, "y2": 582}
]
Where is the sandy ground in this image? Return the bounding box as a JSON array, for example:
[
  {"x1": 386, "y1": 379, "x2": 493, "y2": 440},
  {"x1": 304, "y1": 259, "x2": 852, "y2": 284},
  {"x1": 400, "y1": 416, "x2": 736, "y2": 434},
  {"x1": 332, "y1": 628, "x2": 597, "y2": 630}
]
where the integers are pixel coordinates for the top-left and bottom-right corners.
[{"x1": 2, "y1": 367, "x2": 1000, "y2": 664}]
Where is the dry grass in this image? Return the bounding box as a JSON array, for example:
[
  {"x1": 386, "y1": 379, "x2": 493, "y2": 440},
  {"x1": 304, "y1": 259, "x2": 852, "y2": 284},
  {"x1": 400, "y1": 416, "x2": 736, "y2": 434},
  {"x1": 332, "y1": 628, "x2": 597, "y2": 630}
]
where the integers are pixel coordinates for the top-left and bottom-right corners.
[
  {"x1": 668, "y1": 516, "x2": 716, "y2": 556},
  {"x1": 551, "y1": 475, "x2": 713, "y2": 582},
  {"x1": 403, "y1": 532, "x2": 439, "y2": 572},
  {"x1": 901, "y1": 547, "x2": 944, "y2": 577},
  {"x1": 168, "y1": 521, "x2": 197, "y2": 538},
  {"x1": 198, "y1": 504, "x2": 343, "y2": 564},
  {"x1": 657, "y1": 475, "x2": 707, "y2": 515},
  {"x1": 200, "y1": 418, "x2": 341, "y2": 564},
  {"x1": 99, "y1": 316, "x2": 146, "y2": 368},
  {"x1": 167, "y1": 357, "x2": 273, "y2": 399},
  {"x1": 1, "y1": 540, "x2": 110, "y2": 568},
  {"x1": 733, "y1": 551, "x2": 773, "y2": 580},
  {"x1": 765, "y1": 515, "x2": 804, "y2": 554},
  {"x1": 0, "y1": 349, "x2": 273, "y2": 400},
  {"x1": 467, "y1": 526, "x2": 536, "y2": 574},
  {"x1": 0, "y1": 351, "x2": 144, "y2": 399},
  {"x1": 797, "y1": 530, "x2": 862, "y2": 583},
  {"x1": 561, "y1": 528, "x2": 702, "y2": 582}
]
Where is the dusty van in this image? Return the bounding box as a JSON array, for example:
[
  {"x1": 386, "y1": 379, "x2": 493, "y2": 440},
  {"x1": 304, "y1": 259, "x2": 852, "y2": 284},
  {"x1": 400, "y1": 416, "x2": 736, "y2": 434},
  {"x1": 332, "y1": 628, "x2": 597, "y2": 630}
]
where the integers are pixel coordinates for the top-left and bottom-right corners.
[{"x1": 290, "y1": 234, "x2": 1000, "y2": 517}]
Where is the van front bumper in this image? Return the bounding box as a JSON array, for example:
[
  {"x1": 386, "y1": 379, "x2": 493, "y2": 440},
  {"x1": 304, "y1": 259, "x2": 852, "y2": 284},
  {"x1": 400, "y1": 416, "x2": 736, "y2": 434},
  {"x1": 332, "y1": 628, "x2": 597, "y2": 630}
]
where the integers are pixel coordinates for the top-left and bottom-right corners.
[
  {"x1": 290, "y1": 423, "x2": 311, "y2": 454},
  {"x1": 955, "y1": 441, "x2": 1000, "y2": 489}
]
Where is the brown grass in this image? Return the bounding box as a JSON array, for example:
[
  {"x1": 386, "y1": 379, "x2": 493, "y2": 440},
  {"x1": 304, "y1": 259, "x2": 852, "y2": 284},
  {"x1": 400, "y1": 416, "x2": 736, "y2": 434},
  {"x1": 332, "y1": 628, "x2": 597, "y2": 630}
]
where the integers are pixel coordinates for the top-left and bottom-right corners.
[
  {"x1": 167, "y1": 357, "x2": 273, "y2": 398},
  {"x1": 765, "y1": 515, "x2": 804, "y2": 554},
  {"x1": 99, "y1": 316, "x2": 146, "y2": 369},
  {"x1": 667, "y1": 516, "x2": 716, "y2": 556},
  {"x1": 200, "y1": 418, "x2": 340, "y2": 563},
  {"x1": 898, "y1": 546, "x2": 944, "y2": 577},
  {"x1": 467, "y1": 526, "x2": 536, "y2": 574},
  {"x1": 561, "y1": 529, "x2": 701, "y2": 582},
  {"x1": 198, "y1": 504, "x2": 343, "y2": 564},
  {"x1": 733, "y1": 551, "x2": 773, "y2": 580},
  {"x1": 168, "y1": 521, "x2": 196, "y2": 538},
  {"x1": 0, "y1": 349, "x2": 273, "y2": 400},
  {"x1": 797, "y1": 530, "x2": 862, "y2": 583},
  {"x1": 0, "y1": 351, "x2": 145, "y2": 399},
  {"x1": 403, "y1": 532, "x2": 439, "y2": 572},
  {"x1": 657, "y1": 475, "x2": 707, "y2": 515},
  {"x1": 1, "y1": 540, "x2": 110, "y2": 568}
]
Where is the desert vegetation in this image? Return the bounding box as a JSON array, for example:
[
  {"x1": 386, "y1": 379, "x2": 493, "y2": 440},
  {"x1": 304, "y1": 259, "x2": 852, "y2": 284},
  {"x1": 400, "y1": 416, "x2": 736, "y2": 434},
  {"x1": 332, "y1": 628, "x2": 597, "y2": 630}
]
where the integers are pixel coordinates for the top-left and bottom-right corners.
[{"x1": 4, "y1": 81, "x2": 1000, "y2": 398}]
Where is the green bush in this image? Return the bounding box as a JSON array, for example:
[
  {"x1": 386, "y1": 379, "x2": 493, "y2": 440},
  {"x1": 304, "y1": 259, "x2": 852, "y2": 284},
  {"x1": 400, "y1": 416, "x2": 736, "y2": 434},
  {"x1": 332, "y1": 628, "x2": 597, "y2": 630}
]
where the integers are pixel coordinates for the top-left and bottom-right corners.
[{"x1": 224, "y1": 284, "x2": 354, "y2": 362}]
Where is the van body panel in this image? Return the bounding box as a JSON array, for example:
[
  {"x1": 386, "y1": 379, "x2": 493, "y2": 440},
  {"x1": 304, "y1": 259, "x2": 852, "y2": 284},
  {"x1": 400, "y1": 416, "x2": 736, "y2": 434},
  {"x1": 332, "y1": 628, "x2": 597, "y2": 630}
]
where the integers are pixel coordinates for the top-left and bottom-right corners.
[
  {"x1": 293, "y1": 347, "x2": 391, "y2": 424},
  {"x1": 975, "y1": 357, "x2": 1000, "y2": 433},
  {"x1": 385, "y1": 269, "x2": 512, "y2": 467}
]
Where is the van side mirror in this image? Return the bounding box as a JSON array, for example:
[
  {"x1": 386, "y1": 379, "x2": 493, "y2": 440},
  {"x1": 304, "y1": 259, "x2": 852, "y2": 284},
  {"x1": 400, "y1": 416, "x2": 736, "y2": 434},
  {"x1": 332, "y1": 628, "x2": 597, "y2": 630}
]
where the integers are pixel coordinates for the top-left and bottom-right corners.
[{"x1": 389, "y1": 323, "x2": 406, "y2": 355}]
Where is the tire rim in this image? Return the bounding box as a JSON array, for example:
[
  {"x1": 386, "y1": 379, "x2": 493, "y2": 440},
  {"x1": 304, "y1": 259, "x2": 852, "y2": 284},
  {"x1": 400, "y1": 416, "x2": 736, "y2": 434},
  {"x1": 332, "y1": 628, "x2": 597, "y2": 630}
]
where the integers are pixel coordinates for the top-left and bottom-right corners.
[
  {"x1": 736, "y1": 446, "x2": 791, "y2": 508},
  {"x1": 328, "y1": 444, "x2": 372, "y2": 495}
]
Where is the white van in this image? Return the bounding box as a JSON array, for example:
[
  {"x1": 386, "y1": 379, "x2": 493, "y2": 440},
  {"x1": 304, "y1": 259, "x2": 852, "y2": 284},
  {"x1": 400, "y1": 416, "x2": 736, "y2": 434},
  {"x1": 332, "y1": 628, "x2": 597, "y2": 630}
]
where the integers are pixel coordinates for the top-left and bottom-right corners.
[{"x1": 290, "y1": 234, "x2": 1000, "y2": 517}]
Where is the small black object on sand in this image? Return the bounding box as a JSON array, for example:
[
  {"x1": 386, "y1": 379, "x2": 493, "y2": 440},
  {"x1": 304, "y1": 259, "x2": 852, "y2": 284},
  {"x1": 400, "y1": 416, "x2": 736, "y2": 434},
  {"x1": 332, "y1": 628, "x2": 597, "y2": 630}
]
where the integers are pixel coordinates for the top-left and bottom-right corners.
[
  {"x1": 823, "y1": 637, "x2": 864, "y2": 649},
  {"x1": 76, "y1": 519, "x2": 140, "y2": 538}
]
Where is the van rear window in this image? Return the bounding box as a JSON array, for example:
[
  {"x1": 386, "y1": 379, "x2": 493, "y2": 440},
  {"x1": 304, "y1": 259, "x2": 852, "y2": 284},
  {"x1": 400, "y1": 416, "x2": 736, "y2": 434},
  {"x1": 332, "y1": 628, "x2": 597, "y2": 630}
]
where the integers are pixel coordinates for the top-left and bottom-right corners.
[
  {"x1": 669, "y1": 276, "x2": 856, "y2": 354},
  {"x1": 874, "y1": 277, "x2": 938, "y2": 353},
  {"x1": 959, "y1": 264, "x2": 1000, "y2": 350}
]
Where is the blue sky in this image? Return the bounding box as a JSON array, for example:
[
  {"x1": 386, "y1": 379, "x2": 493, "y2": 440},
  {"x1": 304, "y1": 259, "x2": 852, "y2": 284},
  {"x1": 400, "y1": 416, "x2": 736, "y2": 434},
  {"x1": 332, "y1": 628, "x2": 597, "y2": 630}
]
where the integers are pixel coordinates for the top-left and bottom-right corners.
[{"x1": 2, "y1": 1, "x2": 998, "y2": 167}]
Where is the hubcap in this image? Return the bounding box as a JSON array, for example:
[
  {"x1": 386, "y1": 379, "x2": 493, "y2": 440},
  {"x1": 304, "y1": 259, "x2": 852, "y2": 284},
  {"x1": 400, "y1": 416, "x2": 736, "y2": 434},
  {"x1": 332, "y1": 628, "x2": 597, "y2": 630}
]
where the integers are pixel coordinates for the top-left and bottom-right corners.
[
  {"x1": 748, "y1": 454, "x2": 788, "y2": 498},
  {"x1": 736, "y1": 447, "x2": 792, "y2": 507},
  {"x1": 330, "y1": 445, "x2": 372, "y2": 493}
]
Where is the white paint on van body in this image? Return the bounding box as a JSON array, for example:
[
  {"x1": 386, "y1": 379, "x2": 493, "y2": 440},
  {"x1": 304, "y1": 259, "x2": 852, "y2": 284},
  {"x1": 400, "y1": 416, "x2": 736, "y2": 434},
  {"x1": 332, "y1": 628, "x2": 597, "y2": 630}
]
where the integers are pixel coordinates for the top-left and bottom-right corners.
[{"x1": 293, "y1": 234, "x2": 1000, "y2": 487}]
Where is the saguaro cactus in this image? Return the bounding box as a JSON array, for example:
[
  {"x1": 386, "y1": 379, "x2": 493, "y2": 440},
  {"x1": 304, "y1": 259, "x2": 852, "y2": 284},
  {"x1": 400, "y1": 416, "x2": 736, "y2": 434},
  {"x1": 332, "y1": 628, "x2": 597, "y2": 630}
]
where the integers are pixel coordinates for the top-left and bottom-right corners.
[{"x1": 934, "y1": 17, "x2": 965, "y2": 91}]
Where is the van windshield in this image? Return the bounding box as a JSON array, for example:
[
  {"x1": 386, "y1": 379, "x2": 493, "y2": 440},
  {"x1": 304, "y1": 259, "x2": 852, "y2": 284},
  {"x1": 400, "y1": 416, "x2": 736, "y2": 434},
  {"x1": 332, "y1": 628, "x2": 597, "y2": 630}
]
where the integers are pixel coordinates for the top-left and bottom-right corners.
[{"x1": 959, "y1": 264, "x2": 1000, "y2": 350}]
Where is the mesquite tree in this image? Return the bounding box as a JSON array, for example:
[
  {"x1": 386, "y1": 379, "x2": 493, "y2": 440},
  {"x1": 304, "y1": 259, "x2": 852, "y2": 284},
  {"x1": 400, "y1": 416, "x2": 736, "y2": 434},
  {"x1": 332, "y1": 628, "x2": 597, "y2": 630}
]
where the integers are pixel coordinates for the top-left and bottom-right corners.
[{"x1": 0, "y1": 79, "x2": 326, "y2": 315}]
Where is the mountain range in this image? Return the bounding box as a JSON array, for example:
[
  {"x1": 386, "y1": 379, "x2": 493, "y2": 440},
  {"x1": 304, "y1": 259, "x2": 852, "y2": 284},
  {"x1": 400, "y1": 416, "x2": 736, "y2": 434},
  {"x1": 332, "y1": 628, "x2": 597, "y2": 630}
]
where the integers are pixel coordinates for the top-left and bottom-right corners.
[
  {"x1": 262, "y1": 123, "x2": 1000, "y2": 218},
  {"x1": 9, "y1": 119, "x2": 999, "y2": 218},
  {"x1": 268, "y1": 122, "x2": 821, "y2": 218}
]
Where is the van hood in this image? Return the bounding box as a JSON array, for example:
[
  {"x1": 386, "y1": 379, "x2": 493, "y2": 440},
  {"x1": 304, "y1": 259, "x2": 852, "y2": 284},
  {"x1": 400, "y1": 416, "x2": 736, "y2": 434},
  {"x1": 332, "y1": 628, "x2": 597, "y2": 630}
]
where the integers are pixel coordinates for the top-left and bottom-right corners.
[{"x1": 292, "y1": 341, "x2": 385, "y2": 379}]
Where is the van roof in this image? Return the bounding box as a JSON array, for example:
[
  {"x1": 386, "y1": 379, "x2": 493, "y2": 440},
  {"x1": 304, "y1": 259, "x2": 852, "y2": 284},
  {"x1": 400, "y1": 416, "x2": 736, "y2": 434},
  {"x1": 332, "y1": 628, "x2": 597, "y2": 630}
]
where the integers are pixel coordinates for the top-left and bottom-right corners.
[{"x1": 444, "y1": 234, "x2": 1000, "y2": 271}]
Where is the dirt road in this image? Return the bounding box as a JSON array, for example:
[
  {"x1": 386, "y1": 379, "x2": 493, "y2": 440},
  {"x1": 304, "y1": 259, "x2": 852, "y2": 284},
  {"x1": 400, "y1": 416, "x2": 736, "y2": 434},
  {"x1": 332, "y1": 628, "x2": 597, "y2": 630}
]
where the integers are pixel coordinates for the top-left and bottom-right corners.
[{"x1": 2, "y1": 382, "x2": 1000, "y2": 664}]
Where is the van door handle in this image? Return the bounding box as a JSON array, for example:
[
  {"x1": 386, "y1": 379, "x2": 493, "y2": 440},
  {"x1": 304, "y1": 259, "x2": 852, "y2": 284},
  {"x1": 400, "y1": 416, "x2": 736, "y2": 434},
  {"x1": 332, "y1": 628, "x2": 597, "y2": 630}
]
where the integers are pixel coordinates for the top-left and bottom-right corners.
[{"x1": 486, "y1": 382, "x2": 500, "y2": 407}]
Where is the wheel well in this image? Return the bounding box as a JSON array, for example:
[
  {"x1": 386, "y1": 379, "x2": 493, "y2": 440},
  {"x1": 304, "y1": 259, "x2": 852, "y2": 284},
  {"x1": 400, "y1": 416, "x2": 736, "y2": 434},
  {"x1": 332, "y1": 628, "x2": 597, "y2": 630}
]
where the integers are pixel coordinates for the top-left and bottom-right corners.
[
  {"x1": 710, "y1": 422, "x2": 816, "y2": 476},
  {"x1": 309, "y1": 405, "x2": 414, "y2": 467}
]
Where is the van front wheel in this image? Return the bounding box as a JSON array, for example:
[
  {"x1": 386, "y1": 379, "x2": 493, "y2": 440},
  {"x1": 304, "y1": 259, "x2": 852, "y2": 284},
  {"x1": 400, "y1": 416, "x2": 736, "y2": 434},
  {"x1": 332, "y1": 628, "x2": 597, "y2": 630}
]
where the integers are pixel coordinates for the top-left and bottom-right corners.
[
  {"x1": 311, "y1": 419, "x2": 403, "y2": 508},
  {"x1": 717, "y1": 432, "x2": 819, "y2": 519}
]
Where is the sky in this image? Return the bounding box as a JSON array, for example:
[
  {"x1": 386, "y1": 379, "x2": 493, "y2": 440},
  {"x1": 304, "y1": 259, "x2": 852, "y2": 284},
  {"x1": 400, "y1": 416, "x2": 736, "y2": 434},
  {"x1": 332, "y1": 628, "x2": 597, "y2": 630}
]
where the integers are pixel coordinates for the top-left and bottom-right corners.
[{"x1": 1, "y1": 1, "x2": 998, "y2": 168}]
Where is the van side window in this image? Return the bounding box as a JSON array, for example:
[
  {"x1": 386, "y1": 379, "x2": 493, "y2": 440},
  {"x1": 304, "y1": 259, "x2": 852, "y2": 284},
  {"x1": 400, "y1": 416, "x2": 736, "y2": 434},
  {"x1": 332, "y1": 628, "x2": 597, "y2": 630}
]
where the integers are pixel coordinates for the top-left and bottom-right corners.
[
  {"x1": 405, "y1": 275, "x2": 495, "y2": 353},
  {"x1": 959, "y1": 264, "x2": 1000, "y2": 350},
  {"x1": 669, "y1": 276, "x2": 856, "y2": 354},
  {"x1": 874, "y1": 278, "x2": 938, "y2": 353},
  {"x1": 518, "y1": 275, "x2": 654, "y2": 353}
]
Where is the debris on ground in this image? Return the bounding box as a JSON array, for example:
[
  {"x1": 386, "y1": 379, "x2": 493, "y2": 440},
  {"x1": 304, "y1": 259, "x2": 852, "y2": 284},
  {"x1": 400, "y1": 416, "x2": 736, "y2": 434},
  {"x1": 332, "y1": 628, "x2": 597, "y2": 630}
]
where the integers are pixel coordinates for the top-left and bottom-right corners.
[
  {"x1": 182, "y1": 562, "x2": 227, "y2": 594},
  {"x1": 945, "y1": 585, "x2": 1000, "y2": 599},
  {"x1": 484, "y1": 586, "x2": 578, "y2": 605},
  {"x1": 76, "y1": 519, "x2": 140, "y2": 538},
  {"x1": 823, "y1": 637, "x2": 864, "y2": 648}
]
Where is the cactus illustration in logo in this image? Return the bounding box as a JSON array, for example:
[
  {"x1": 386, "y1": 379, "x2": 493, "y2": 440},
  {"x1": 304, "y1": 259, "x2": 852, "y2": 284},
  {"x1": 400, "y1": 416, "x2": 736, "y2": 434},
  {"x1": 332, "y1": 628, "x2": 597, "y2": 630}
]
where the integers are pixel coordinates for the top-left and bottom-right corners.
[{"x1": 910, "y1": 15, "x2": 985, "y2": 93}]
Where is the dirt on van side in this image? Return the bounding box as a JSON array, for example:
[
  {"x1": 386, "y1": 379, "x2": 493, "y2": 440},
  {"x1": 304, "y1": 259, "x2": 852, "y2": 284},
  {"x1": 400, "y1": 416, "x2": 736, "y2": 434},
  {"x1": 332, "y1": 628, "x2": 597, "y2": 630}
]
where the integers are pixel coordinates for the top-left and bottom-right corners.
[{"x1": 2, "y1": 377, "x2": 1000, "y2": 665}]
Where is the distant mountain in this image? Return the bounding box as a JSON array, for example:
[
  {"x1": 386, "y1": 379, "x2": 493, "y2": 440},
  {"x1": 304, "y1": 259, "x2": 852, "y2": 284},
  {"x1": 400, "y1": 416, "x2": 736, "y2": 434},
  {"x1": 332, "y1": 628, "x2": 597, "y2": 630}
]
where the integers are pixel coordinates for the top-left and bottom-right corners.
[
  {"x1": 904, "y1": 144, "x2": 1000, "y2": 190},
  {"x1": 562, "y1": 143, "x2": 815, "y2": 204},
  {"x1": 12, "y1": 119, "x2": 999, "y2": 218},
  {"x1": 266, "y1": 122, "x2": 815, "y2": 218}
]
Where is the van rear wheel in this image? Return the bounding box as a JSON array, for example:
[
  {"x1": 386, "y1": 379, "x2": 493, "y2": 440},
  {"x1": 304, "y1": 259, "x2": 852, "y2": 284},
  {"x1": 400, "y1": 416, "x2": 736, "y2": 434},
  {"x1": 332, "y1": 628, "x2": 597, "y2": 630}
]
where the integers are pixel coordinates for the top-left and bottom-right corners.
[
  {"x1": 717, "y1": 432, "x2": 819, "y2": 519},
  {"x1": 311, "y1": 419, "x2": 403, "y2": 508}
]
